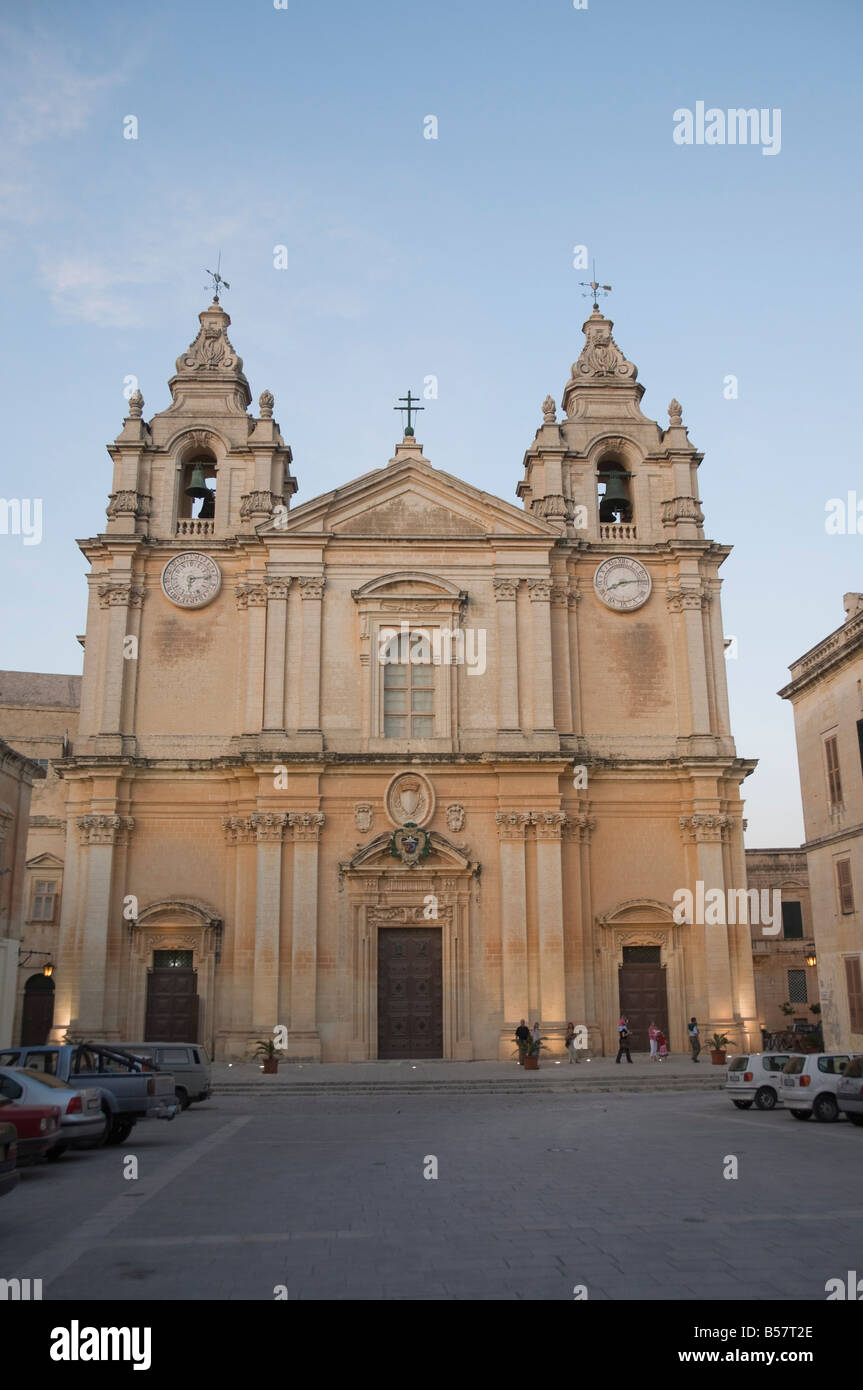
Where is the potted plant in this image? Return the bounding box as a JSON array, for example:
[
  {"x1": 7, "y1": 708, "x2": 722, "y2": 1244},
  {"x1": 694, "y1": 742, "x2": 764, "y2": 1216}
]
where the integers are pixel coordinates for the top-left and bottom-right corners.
[
  {"x1": 709, "y1": 1032, "x2": 730, "y2": 1065},
  {"x1": 780, "y1": 1002, "x2": 794, "y2": 1017},
  {"x1": 523, "y1": 1036, "x2": 543, "y2": 1071},
  {"x1": 253, "y1": 1038, "x2": 283, "y2": 1074}
]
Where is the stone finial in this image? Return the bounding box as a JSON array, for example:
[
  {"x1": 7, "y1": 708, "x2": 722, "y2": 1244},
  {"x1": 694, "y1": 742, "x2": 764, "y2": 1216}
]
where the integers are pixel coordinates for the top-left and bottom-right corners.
[
  {"x1": 541, "y1": 395, "x2": 557, "y2": 425},
  {"x1": 259, "y1": 389, "x2": 274, "y2": 419},
  {"x1": 128, "y1": 388, "x2": 144, "y2": 419},
  {"x1": 668, "y1": 398, "x2": 683, "y2": 426}
]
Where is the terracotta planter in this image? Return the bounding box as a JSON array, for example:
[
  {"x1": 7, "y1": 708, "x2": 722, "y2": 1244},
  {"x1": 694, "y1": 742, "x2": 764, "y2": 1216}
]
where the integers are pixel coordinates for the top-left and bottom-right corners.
[
  {"x1": 523, "y1": 1054, "x2": 539, "y2": 1070},
  {"x1": 262, "y1": 1058, "x2": 279, "y2": 1074},
  {"x1": 710, "y1": 1050, "x2": 726, "y2": 1066}
]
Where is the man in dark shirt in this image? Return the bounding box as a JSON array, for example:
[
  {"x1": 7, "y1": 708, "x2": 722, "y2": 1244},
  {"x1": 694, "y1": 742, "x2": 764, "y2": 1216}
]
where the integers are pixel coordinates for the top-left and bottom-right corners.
[
  {"x1": 616, "y1": 1021, "x2": 633, "y2": 1064},
  {"x1": 515, "y1": 1019, "x2": 530, "y2": 1065}
]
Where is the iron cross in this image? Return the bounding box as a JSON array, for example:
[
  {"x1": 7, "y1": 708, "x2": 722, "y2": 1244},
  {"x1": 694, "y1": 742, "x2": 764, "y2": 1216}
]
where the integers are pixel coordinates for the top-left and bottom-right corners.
[
  {"x1": 579, "y1": 259, "x2": 612, "y2": 309},
  {"x1": 395, "y1": 390, "x2": 424, "y2": 436}
]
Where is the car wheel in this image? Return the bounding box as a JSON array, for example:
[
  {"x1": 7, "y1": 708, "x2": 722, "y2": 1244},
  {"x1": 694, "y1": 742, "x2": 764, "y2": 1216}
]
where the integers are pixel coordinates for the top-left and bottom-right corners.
[
  {"x1": 847, "y1": 1113, "x2": 863, "y2": 1127},
  {"x1": 45, "y1": 1143, "x2": 68, "y2": 1162},
  {"x1": 813, "y1": 1093, "x2": 839, "y2": 1123},
  {"x1": 175, "y1": 1088, "x2": 190, "y2": 1112},
  {"x1": 106, "y1": 1119, "x2": 134, "y2": 1146},
  {"x1": 755, "y1": 1087, "x2": 777, "y2": 1111},
  {"x1": 732, "y1": 1099, "x2": 752, "y2": 1109}
]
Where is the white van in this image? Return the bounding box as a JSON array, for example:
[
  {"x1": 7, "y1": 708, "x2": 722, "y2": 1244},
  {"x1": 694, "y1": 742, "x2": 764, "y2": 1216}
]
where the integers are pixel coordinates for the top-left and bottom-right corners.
[{"x1": 115, "y1": 1043, "x2": 211, "y2": 1110}]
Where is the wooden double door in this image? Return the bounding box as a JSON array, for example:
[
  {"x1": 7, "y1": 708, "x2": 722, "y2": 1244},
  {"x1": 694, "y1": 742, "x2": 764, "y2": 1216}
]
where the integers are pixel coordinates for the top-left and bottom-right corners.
[
  {"x1": 144, "y1": 953, "x2": 199, "y2": 1042},
  {"x1": 378, "y1": 928, "x2": 443, "y2": 1059},
  {"x1": 618, "y1": 948, "x2": 668, "y2": 1051}
]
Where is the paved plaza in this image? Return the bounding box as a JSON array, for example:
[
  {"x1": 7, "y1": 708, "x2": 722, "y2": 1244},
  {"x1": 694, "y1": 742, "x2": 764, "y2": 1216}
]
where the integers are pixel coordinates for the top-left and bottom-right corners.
[{"x1": 4, "y1": 1078, "x2": 862, "y2": 1302}]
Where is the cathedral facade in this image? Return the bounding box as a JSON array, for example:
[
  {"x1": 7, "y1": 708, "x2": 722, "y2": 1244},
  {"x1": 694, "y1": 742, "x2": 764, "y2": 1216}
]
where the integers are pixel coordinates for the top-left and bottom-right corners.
[{"x1": 52, "y1": 299, "x2": 759, "y2": 1061}]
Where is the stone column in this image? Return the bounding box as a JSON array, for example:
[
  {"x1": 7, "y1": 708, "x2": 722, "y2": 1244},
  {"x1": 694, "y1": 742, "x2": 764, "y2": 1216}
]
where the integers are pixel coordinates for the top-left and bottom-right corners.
[
  {"x1": 535, "y1": 814, "x2": 567, "y2": 1044},
  {"x1": 288, "y1": 811, "x2": 324, "y2": 1060},
  {"x1": 74, "y1": 815, "x2": 133, "y2": 1033},
  {"x1": 493, "y1": 579, "x2": 520, "y2": 732},
  {"x1": 550, "y1": 583, "x2": 573, "y2": 734},
  {"x1": 263, "y1": 578, "x2": 291, "y2": 733},
  {"x1": 97, "y1": 582, "x2": 144, "y2": 748},
  {"x1": 298, "y1": 578, "x2": 324, "y2": 736},
  {"x1": 238, "y1": 581, "x2": 268, "y2": 735},
  {"x1": 223, "y1": 816, "x2": 256, "y2": 1050},
  {"x1": 528, "y1": 580, "x2": 555, "y2": 732},
  {"x1": 251, "y1": 812, "x2": 288, "y2": 1029},
  {"x1": 680, "y1": 814, "x2": 736, "y2": 1032},
  {"x1": 668, "y1": 589, "x2": 712, "y2": 737},
  {"x1": 496, "y1": 812, "x2": 529, "y2": 1055}
]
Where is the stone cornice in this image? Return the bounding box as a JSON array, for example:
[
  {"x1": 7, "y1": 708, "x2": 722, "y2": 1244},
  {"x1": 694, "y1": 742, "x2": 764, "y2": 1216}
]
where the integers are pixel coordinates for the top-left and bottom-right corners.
[
  {"x1": 780, "y1": 610, "x2": 863, "y2": 701},
  {"x1": 76, "y1": 813, "x2": 134, "y2": 846}
]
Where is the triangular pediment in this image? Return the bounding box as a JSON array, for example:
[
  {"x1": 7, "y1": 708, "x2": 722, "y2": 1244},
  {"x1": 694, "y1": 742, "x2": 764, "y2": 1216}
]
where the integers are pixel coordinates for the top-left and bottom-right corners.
[
  {"x1": 26, "y1": 852, "x2": 64, "y2": 870},
  {"x1": 258, "y1": 458, "x2": 558, "y2": 541}
]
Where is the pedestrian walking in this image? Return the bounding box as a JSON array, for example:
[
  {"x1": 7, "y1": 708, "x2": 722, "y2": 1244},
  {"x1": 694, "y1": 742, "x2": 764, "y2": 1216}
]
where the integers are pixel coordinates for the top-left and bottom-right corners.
[
  {"x1": 648, "y1": 1019, "x2": 659, "y2": 1060},
  {"x1": 688, "y1": 1016, "x2": 701, "y2": 1062},
  {"x1": 515, "y1": 1018, "x2": 530, "y2": 1065},
  {"x1": 565, "y1": 1021, "x2": 579, "y2": 1064},
  {"x1": 615, "y1": 1020, "x2": 633, "y2": 1064},
  {"x1": 656, "y1": 1029, "x2": 668, "y2": 1060}
]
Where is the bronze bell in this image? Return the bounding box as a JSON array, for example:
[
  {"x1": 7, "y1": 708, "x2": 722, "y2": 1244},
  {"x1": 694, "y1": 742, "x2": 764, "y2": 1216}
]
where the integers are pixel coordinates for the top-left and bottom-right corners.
[
  {"x1": 185, "y1": 464, "x2": 208, "y2": 499},
  {"x1": 599, "y1": 470, "x2": 630, "y2": 521}
]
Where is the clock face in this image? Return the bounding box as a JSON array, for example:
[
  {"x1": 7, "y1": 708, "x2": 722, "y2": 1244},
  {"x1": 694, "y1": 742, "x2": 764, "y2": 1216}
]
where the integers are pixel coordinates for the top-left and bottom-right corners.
[
  {"x1": 160, "y1": 553, "x2": 222, "y2": 609},
  {"x1": 593, "y1": 556, "x2": 652, "y2": 612}
]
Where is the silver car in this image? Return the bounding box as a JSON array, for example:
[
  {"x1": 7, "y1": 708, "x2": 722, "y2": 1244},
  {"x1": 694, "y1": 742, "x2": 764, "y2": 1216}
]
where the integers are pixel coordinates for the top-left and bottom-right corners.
[
  {"x1": 0, "y1": 1066, "x2": 106, "y2": 1158},
  {"x1": 837, "y1": 1056, "x2": 863, "y2": 1126}
]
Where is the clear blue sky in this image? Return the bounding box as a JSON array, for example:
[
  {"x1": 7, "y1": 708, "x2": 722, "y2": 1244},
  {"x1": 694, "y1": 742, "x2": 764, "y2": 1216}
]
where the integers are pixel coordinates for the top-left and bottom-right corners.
[{"x1": 1, "y1": 0, "x2": 861, "y2": 847}]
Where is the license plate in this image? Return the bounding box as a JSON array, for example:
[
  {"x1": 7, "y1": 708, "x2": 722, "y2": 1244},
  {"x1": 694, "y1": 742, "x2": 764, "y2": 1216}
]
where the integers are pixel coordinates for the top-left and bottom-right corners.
[
  {"x1": 729, "y1": 1073, "x2": 742, "y2": 1082},
  {"x1": 87, "y1": 1097, "x2": 100, "y2": 1109},
  {"x1": 782, "y1": 1077, "x2": 794, "y2": 1086}
]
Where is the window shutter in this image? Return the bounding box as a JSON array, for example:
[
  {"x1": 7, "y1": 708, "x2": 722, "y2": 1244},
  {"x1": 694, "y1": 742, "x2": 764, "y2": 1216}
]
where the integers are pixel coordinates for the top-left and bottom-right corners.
[
  {"x1": 837, "y1": 859, "x2": 855, "y2": 914},
  {"x1": 825, "y1": 735, "x2": 842, "y2": 806},
  {"x1": 846, "y1": 956, "x2": 863, "y2": 1033}
]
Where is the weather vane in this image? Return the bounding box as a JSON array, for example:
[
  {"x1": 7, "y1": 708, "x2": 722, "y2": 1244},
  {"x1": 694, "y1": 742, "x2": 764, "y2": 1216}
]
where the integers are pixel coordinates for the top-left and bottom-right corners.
[
  {"x1": 579, "y1": 259, "x2": 612, "y2": 310},
  {"x1": 204, "y1": 252, "x2": 230, "y2": 303},
  {"x1": 394, "y1": 389, "x2": 424, "y2": 437}
]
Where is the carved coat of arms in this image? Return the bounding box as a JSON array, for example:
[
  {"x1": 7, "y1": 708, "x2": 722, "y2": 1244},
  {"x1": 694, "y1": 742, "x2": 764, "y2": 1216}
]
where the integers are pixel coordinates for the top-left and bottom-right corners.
[{"x1": 390, "y1": 822, "x2": 431, "y2": 868}]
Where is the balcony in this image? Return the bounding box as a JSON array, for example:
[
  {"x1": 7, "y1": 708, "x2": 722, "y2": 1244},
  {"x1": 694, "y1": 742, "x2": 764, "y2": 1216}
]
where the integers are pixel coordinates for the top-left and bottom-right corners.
[
  {"x1": 176, "y1": 519, "x2": 215, "y2": 537},
  {"x1": 600, "y1": 523, "x2": 637, "y2": 541}
]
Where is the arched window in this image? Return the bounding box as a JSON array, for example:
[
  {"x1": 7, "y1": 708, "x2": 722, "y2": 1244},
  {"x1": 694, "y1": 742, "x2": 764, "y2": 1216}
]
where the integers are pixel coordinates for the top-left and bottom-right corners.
[
  {"x1": 597, "y1": 457, "x2": 633, "y2": 524},
  {"x1": 179, "y1": 451, "x2": 217, "y2": 520}
]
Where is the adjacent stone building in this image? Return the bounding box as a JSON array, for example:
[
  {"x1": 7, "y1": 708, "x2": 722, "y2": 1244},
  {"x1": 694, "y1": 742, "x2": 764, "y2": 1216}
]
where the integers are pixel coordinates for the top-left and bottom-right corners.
[
  {"x1": 780, "y1": 594, "x2": 863, "y2": 1050},
  {"x1": 0, "y1": 736, "x2": 45, "y2": 1046},
  {"x1": 744, "y1": 848, "x2": 818, "y2": 1037},
  {"x1": 17, "y1": 298, "x2": 760, "y2": 1061},
  {"x1": 0, "y1": 673, "x2": 80, "y2": 1043}
]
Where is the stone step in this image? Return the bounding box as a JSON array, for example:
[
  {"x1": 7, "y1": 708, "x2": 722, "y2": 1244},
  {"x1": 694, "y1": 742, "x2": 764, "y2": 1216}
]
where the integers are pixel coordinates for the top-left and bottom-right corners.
[{"x1": 213, "y1": 1078, "x2": 724, "y2": 1097}]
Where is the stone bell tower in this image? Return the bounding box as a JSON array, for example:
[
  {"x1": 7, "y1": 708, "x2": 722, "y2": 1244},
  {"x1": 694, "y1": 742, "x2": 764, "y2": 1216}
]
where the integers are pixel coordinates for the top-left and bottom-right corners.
[{"x1": 516, "y1": 301, "x2": 760, "y2": 1052}]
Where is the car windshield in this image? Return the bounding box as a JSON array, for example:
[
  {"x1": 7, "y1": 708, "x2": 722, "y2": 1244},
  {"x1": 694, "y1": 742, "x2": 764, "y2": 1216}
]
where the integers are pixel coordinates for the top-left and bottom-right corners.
[
  {"x1": 763, "y1": 1055, "x2": 791, "y2": 1072},
  {"x1": 728, "y1": 1056, "x2": 748, "y2": 1070},
  {"x1": 784, "y1": 1058, "x2": 805, "y2": 1074}
]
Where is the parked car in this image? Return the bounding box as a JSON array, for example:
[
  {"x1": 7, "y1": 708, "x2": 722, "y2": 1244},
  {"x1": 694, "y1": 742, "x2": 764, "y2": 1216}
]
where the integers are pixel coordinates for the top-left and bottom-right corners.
[
  {"x1": 0, "y1": 1096, "x2": 62, "y2": 1164},
  {"x1": 0, "y1": 1121, "x2": 19, "y2": 1198},
  {"x1": 111, "y1": 1043, "x2": 211, "y2": 1110},
  {"x1": 0, "y1": 1044, "x2": 178, "y2": 1145},
  {"x1": 837, "y1": 1056, "x2": 863, "y2": 1127},
  {"x1": 0, "y1": 1067, "x2": 106, "y2": 1158},
  {"x1": 726, "y1": 1052, "x2": 801, "y2": 1110},
  {"x1": 780, "y1": 1052, "x2": 858, "y2": 1121}
]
